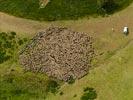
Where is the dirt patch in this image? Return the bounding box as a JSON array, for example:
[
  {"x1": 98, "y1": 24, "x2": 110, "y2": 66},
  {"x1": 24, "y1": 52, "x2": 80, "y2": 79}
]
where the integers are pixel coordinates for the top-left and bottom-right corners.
[
  {"x1": 40, "y1": 0, "x2": 50, "y2": 8},
  {"x1": 19, "y1": 27, "x2": 94, "y2": 81}
]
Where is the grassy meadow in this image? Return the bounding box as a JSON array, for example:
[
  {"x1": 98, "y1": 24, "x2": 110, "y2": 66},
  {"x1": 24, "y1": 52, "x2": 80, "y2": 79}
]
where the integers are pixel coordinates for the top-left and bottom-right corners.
[{"x1": 0, "y1": 0, "x2": 133, "y2": 21}]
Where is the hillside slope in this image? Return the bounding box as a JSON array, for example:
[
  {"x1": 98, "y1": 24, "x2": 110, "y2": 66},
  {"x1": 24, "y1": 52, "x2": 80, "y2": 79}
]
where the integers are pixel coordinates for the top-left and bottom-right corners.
[{"x1": 0, "y1": 0, "x2": 132, "y2": 21}]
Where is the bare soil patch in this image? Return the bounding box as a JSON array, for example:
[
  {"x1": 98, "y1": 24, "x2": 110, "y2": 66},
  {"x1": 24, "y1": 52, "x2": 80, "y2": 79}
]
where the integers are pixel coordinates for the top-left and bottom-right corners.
[
  {"x1": 19, "y1": 27, "x2": 94, "y2": 81},
  {"x1": 40, "y1": 0, "x2": 50, "y2": 8}
]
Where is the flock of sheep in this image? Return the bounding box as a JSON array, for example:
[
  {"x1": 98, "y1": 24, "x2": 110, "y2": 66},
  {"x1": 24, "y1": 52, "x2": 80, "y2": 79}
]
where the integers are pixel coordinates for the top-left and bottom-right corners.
[{"x1": 19, "y1": 27, "x2": 94, "y2": 81}]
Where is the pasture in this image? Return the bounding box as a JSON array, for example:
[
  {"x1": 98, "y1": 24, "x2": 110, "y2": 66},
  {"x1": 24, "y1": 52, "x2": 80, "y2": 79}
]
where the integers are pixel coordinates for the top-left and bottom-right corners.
[{"x1": 0, "y1": 1, "x2": 133, "y2": 100}]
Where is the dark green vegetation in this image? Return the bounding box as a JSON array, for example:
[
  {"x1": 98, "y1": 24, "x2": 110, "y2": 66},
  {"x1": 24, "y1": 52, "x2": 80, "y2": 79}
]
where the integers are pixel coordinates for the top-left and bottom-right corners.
[
  {"x1": 0, "y1": 0, "x2": 132, "y2": 21},
  {"x1": 0, "y1": 32, "x2": 27, "y2": 64},
  {"x1": 0, "y1": 71, "x2": 48, "y2": 100},
  {"x1": 46, "y1": 80, "x2": 60, "y2": 94},
  {"x1": 81, "y1": 87, "x2": 97, "y2": 100},
  {"x1": 59, "y1": 92, "x2": 64, "y2": 95},
  {"x1": 68, "y1": 76, "x2": 75, "y2": 84},
  {"x1": 98, "y1": 0, "x2": 133, "y2": 14},
  {"x1": 0, "y1": 70, "x2": 59, "y2": 100},
  {"x1": 0, "y1": 32, "x2": 60, "y2": 100}
]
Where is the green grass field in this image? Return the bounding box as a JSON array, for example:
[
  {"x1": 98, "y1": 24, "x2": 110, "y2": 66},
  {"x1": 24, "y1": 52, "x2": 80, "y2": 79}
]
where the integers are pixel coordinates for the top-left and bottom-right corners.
[{"x1": 0, "y1": 0, "x2": 132, "y2": 21}]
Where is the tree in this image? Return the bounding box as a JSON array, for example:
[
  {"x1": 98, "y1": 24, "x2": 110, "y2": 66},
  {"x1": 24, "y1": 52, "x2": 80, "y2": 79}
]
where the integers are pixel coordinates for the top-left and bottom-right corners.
[{"x1": 98, "y1": 0, "x2": 118, "y2": 14}]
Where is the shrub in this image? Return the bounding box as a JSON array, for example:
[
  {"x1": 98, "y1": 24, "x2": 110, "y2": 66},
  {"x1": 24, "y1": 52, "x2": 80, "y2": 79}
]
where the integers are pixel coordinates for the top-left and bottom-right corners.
[
  {"x1": 0, "y1": 51, "x2": 10, "y2": 64},
  {"x1": 0, "y1": 32, "x2": 28, "y2": 64},
  {"x1": 18, "y1": 39, "x2": 24, "y2": 45},
  {"x1": 46, "y1": 80, "x2": 60, "y2": 94},
  {"x1": 59, "y1": 91, "x2": 64, "y2": 95},
  {"x1": 68, "y1": 76, "x2": 75, "y2": 84},
  {"x1": 81, "y1": 87, "x2": 97, "y2": 100},
  {"x1": 73, "y1": 94, "x2": 77, "y2": 97},
  {"x1": 10, "y1": 32, "x2": 16, "y2": 36}
]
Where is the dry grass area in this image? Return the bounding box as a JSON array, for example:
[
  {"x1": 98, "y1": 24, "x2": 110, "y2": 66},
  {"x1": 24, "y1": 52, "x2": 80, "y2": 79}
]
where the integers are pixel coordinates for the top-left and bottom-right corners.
[{"x1": 19, "y1": 27, "x2": 94, "y2": 81}]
